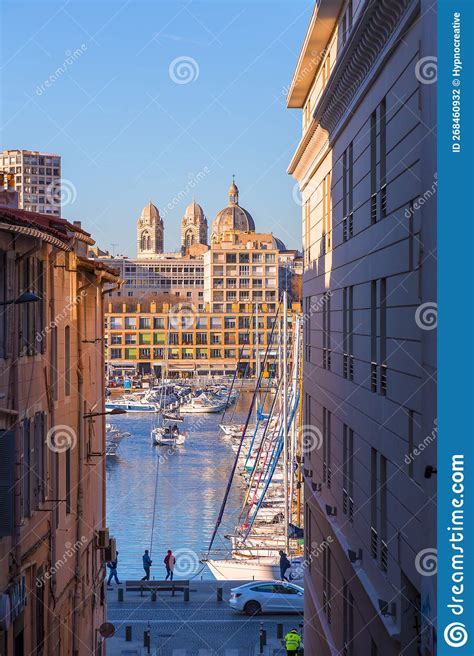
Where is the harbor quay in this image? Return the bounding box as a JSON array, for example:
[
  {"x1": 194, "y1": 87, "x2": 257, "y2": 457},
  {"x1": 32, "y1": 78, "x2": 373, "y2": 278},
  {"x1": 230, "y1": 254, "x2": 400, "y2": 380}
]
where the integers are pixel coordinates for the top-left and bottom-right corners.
[{"x1": 105, "y1": 580, "x2": 302, "y2": 656}]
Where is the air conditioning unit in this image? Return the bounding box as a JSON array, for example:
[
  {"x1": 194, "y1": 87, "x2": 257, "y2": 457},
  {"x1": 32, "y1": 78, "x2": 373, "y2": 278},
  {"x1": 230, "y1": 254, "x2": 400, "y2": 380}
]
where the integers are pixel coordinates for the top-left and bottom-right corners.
[
  {"x1": 97, "y1": 528, "x2": 109, "y2": 549},
  {"x1": 104, "y1": 537, "x2": 116, "y2": 562}
]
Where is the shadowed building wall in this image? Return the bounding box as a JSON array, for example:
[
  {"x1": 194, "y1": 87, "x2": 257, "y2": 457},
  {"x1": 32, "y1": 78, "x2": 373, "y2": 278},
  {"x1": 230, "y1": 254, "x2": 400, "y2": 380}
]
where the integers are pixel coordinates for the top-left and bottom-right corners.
[{"x1": 287, "y1": 1, "x2": 437, "y2": 654}]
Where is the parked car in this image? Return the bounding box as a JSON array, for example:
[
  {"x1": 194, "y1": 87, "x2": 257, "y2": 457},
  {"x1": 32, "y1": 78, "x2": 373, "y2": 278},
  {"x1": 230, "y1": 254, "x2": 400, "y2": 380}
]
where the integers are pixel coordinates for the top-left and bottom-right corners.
[{"x1": 229, "y1": 581, "x2": 304, "y2": 615}]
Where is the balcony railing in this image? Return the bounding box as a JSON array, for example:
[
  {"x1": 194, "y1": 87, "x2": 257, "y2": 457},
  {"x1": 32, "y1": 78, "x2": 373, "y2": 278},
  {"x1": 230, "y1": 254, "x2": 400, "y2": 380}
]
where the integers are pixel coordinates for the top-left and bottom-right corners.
[
  {"x1": 380, "y1": 364, "x2": 387, "y2": 396},
  {"x1": 371, "y1": 362, "x2": 378, "y2": 392}
]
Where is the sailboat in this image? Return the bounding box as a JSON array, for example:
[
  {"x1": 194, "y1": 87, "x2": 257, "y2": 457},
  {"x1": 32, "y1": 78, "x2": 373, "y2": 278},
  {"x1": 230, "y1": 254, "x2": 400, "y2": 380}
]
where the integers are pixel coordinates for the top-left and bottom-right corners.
[
  {"x1": 151, "y1": 423, "x2": 186, "y2": 446},
  {"x1": 205, "y1": 296, "x2": 304, "y2": 580},
  {"x1": 151, "y1": 319, "x2": 186, "y2": 447}
]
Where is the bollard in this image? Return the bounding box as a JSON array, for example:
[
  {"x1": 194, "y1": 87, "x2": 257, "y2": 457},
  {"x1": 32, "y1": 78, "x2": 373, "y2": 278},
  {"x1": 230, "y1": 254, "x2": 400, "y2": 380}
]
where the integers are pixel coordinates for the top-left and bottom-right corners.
[
  {"x1": 125, "y1": 626, "x2": 132, "y2": 642},
  {"x1": 146, "y1": 623, "x2": 151, "y2": 654},
  {"x1": 277, "y1": 623, "x2": 283, "y2": 639},
  {"x1": 259, "y1": 622, "x2": 264, "y2": 654},
  {"x1": 143, "y1": 630, "x2": 149, "y2": 648},
  {"x1": 117, "y1": 588, "x2": 123, "y2": 602},
  {"x1": 184, "y1": 587, "x2": 190, "y2": 602},
  {"x1": 151, "y1": 591, "x2": 157, "y2": 602},
  {"x1": 217, "y1": 587, "x2": 223, "y2": 602}
]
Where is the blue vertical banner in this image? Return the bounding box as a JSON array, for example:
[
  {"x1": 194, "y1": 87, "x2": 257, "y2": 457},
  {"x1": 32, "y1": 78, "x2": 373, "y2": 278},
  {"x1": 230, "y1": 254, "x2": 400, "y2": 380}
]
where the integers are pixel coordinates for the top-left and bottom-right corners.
[{"x1": 438, "y1": 1, "x2": 474, "y2": 654}]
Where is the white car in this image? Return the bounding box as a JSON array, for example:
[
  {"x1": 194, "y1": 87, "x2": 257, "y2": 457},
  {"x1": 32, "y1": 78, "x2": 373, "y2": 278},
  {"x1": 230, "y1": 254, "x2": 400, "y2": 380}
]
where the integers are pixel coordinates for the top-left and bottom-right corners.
[{"x1": 229, "y1": 581, "x2": 304, "y2": 615}]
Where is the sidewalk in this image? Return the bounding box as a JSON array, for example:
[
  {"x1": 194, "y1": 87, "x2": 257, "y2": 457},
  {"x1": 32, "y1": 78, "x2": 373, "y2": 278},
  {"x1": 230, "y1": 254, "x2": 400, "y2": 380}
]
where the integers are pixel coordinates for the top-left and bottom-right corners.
[{"x1": 104, "y1": 580, "x2": 301, "y2": 656}]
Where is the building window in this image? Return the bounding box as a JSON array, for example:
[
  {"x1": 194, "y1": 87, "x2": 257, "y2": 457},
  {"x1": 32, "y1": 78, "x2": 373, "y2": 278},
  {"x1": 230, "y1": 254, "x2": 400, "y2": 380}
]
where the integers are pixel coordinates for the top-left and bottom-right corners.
[
  {"x1": 371, "y1": 448, "x2": 388, "y2": 572},
  {"x1": 64, "y1": 326, "x2": 70, "y2": 396},
  {"x1": 322, "y1": 294, "x2": 331, "y2": 370},
  {"x1": 305, "y1": 503, "x2": 312, "y2": 573},
  {"x1": 168, "y1": 333, "x2": 179, "y2": 345},
  {"x1": 343, "y1": 580, "x2": 354, "y2": 655},
  {"x1": 380, "y1": 278, "x2": 387, "y2": 395},
  {"x1": 322, "y1": 173, "x2": 332, "y2": 253},
  {"x1": 303, "y1": 200, "x2": 310, "y2": 266},
  {"x1": 65, "y1": 446, "x2": 71, "y2": 514},
  {"x1": 407, "y1": 410, "x2": 414, "y2": 478},
  {"x1": 322, "y1": 52, "x2": 331, "y2": 87},
  {"x1": 342, "y1": 143, "x2": 354, "y2": 241},
  {"x1": 370, "y1": 110, "x2": 377, "y2": 223},
  {"x1": 380, "y1": 455, "x2": 388, "y2": 572},
  {"x1": 34, "y1": 412, "x2": 47, "y2": 504},
  {"x1": 380, "y1": 97, "x2": 387, "y2": 217},
  {"x1": 342, "y1": 424, "x2": 354, "y2": 522},
  {"x1": 322, "y1": 547, "x2": 332, "y2": 623},
  {"x1": 370, "y1": 278, "x2": 387, "y2": 395},
  {"x1": 370, "y1": 281, "x2": 377, "y2": 392},
  {"x1": 110, "y1": 317, "x2": 123, "y2": 329},
  {"x1": 323, "y1": 408, "x2": 331, "y2": 487},
  {"x1": 51, "y1": 326, "x2": 58, "y2": 401},
  {"x1": 21, "y1": 418, "x2": 31, "y2": 519},
  {"x1": 343, "y1": 287, "x2": 354, "y2": 380}
]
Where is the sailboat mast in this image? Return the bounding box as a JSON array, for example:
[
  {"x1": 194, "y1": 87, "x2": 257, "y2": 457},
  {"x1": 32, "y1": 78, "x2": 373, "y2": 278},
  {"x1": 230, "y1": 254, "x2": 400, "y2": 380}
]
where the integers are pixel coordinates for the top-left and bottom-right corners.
[
  {"x1": 255, "y1": 303, "x2": 260, "y2": 422},
  {"x1": 283, "y1": 290, "x2": 289, "y2": 553},
  {"x1": 255, "y1": 302, "x2": 260, "y2": 380}
]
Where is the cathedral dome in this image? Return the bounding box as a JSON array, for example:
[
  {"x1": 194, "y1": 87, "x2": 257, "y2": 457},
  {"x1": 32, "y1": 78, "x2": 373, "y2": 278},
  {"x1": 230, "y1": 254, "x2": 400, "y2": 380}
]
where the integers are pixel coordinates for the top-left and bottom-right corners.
[
  {"x1": 272, "y1": 236, "x2": 287, "y2": 250},
  {"x1": 212, "y1": 178, "x2": 255, "y2": 236},
  {"x1": 184, "y1": 200, "x2": 205, "y2": 221},
  {"x1": 139, "y1": 201, "x2": 162, "y2": 225}
]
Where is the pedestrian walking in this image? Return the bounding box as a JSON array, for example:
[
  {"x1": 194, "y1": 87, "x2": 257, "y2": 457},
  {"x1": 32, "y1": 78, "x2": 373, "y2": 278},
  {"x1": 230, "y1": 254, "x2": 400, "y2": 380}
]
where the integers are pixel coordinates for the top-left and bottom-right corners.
[
  {"x1": 279, "y1": 550, "x2": 291, "y2": 581},
  {"x1": 164, "y1": 550, "x2": 175, "y2": 581},
  {"x1": 284, "y1": 628, "x2": 302, "y2": 655},
  {"x1": 106, "y1": 551, "x2": 121, "y2": 585},
  {"x1": 141, "y1": 549, "x2": 152, "y2": 580}
]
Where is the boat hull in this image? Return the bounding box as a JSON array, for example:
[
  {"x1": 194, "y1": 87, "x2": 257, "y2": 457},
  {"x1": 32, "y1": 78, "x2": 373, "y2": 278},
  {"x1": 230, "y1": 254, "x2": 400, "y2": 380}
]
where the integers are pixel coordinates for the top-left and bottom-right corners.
[{"x1": 206, "y1": 557, "x2": 304, "y2": 582}]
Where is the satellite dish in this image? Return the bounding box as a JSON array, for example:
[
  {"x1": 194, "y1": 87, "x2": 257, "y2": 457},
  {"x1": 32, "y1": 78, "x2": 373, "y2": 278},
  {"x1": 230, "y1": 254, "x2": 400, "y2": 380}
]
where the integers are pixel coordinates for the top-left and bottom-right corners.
[{"x1": 98, "y1": 622, "x2": 115, "y2": 639}]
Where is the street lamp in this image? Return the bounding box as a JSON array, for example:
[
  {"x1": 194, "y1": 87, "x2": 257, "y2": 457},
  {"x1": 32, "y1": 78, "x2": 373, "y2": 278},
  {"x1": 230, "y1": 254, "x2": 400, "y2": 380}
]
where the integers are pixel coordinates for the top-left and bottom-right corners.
[
  {"x1": 83, "y1": 408, "x2": 127, "y2": 419},
  {"x1": 0, "y1": 291, "x2": 41, "y2": 306}
]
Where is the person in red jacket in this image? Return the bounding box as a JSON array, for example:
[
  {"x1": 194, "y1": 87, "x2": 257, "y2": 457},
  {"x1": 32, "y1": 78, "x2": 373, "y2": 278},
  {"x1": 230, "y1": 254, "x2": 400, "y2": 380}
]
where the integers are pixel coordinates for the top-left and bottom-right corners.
[{"x1": 164, "y1": 550, "x2": 175, "y2": 581}]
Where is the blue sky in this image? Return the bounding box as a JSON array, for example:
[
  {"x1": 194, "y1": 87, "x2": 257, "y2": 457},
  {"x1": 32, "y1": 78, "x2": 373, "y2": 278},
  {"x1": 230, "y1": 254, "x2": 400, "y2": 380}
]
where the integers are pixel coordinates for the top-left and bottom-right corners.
[{"x1": 1, "y1": 0, "x2": 312, "y2": 255}]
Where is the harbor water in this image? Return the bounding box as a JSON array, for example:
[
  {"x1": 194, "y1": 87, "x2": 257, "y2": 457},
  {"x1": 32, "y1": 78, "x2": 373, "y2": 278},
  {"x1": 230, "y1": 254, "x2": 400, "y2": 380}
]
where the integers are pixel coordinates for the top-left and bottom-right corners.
[{"x1": 106, "y1": 392, "x2": 252, "y2": 580}]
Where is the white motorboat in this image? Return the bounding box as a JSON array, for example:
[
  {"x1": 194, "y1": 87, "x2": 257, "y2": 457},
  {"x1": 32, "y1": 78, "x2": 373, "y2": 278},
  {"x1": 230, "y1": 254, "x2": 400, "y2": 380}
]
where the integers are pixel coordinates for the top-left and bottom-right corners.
[
  {"x1": 180, "y1": 393, "x2": 227, "y2": 414},
  {"x1": 106, "y1": 398, "x2": 159, "y2": 413},
  {"x1": 105, "y1": 441, "x2": 119, "y2": 457}
]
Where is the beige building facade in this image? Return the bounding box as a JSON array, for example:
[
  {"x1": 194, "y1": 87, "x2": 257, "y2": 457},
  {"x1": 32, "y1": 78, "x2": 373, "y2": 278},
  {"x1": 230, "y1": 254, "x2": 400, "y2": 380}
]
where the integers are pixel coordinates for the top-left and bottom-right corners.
[
  {"x1": 288, "y1": 1, "x2": 437, "y2": 654},
  {"x1": 0, "y1": 207, "x2": 118, "y2": 655}
]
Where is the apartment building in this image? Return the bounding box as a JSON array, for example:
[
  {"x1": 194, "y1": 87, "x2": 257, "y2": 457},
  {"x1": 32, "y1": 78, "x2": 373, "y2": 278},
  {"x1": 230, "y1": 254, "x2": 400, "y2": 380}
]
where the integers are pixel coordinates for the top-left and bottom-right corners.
[
  {"x1": 288, "y1": 1, "x2": 436, "y2": 654},
  {"x1": 106, "y1": 299, "x2": 301, "y2": 378},
  {"x1": 0, "y1": 208, "x2": 119, "y2": 655},
  {"x1": 0, "y1": 150, "x2": 62, "y2": 216},
  {"x1": 98, "y1": 180, "x2": 302, "y2": 378},
  {"x1": 203, "y1": 233, "x2": 280, "y2": 314},
  {"x1": 96, "y1": 252, "x2": 206, "y2": 306}
]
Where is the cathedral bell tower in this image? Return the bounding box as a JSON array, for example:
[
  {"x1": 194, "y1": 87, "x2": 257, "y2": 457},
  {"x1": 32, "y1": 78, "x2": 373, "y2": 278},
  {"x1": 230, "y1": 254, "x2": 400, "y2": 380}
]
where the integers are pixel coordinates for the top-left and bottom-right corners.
[
  {"x1": 137, "y1": 201, "x2": 164, "y2": 258},
  {"x1": 181, "y1": 199, "x2": 208, "y2": 252}
]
